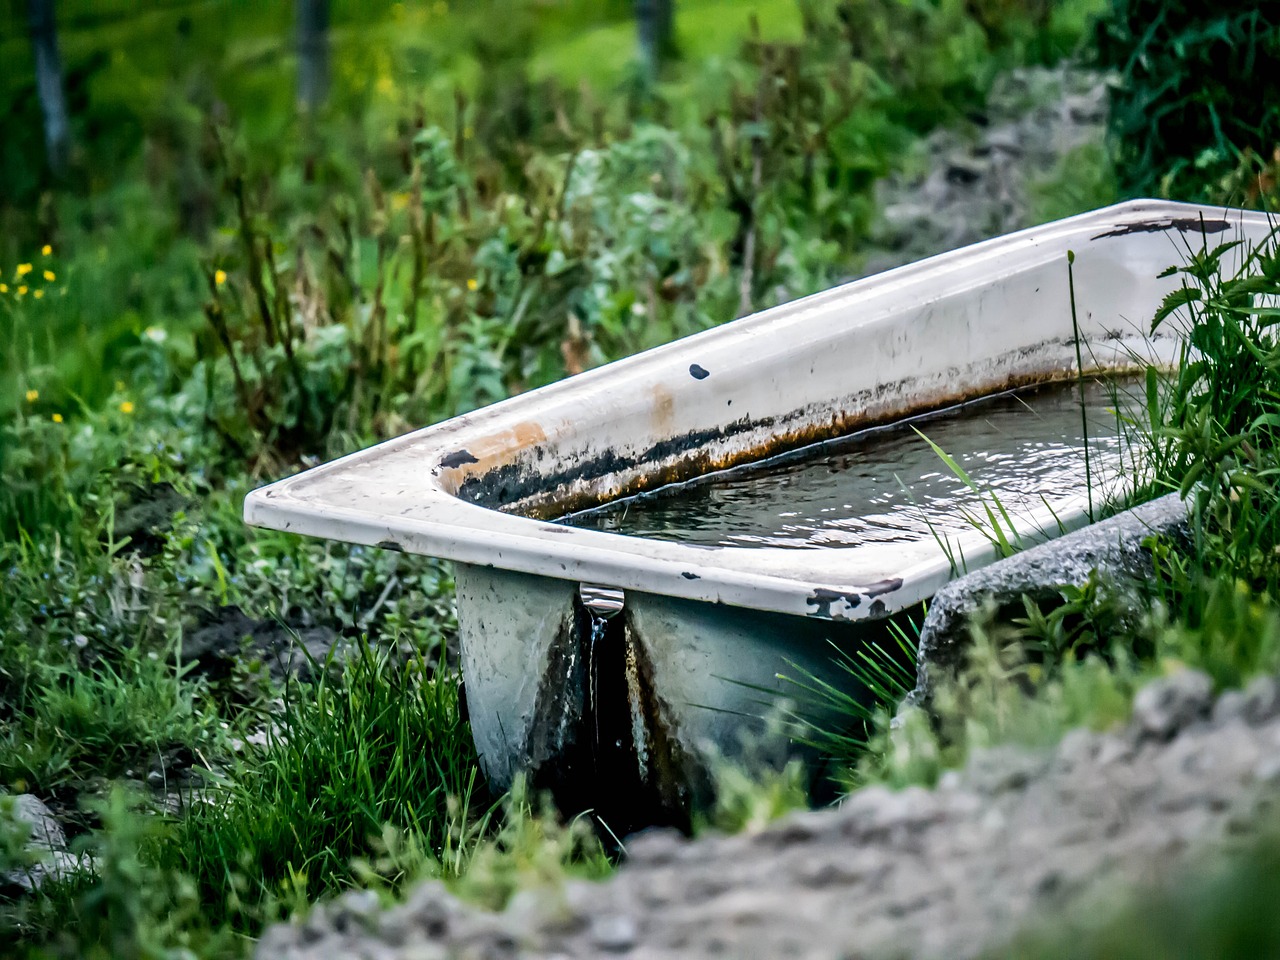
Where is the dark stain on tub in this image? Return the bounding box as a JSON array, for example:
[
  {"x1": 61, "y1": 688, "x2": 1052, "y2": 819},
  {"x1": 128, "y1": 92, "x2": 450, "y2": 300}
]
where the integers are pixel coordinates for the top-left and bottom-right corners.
[
  {"x1": 680, "y1": 571, "x2": 701, "y2": 580},
  {"x1": 1090, "y1": 216, "x2": 1230, "y2": 240},
  {"x1": 375, "y1": 540, "x2": 404, "y2": 552},
  {"x1": 806, "y1": 588, "x2": 862, "y2": 619},
  {"x1": 522, "y1": 595, "x2": 698, "y2": 838},
  {"x1": 456, "y1": 414, "x2": 773, "y2": 514},
  {"x1": 689, "y1": 363, "x2": 710, "y2": 380},
  {"x1": 439, "y1": 449, "x2": 480, "y2": 469},
  {"x1": 863, "y1": 577, "x2": 904, "y2": 598}
]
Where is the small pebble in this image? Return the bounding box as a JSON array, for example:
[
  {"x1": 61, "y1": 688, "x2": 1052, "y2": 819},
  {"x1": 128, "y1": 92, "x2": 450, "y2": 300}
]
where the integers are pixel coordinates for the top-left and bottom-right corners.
[{"x1": 590, "y1": 914, "x2": 638, "y2": 953}]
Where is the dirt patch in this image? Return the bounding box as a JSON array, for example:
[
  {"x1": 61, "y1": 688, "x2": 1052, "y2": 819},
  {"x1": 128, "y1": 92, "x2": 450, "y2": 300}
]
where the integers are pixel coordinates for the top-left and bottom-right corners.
[
  {"x1": 184, "y1": 605, "x2": 340, "y2": 685},
  {"x1": 256, "y1": 670, "x2": 1280, "y2": 959}
]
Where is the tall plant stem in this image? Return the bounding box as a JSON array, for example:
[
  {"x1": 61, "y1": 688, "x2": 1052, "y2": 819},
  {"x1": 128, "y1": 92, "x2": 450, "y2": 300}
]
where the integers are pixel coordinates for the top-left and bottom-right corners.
[{"x1": 1068, "y1": 249, "x2": 1093, "y2": 521}]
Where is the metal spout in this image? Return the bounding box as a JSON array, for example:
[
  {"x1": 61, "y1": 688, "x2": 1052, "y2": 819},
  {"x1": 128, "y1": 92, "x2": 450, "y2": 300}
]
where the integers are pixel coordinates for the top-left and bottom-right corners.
[{"x1": 579, "y1": 583, "x2": 625, "y2": 619}]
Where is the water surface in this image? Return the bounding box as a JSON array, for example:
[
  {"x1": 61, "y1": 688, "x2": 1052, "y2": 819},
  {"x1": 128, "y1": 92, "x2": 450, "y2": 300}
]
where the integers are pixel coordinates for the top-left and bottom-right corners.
[{"x1": 559, "y1": 378, "x2": 1140, "y2": 549}]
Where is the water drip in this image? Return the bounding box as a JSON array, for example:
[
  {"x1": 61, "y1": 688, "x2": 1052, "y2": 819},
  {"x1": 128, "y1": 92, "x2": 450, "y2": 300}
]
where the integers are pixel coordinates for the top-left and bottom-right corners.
[{"x1": 579, "y1": 585, "x2": 623, "y2": 750}]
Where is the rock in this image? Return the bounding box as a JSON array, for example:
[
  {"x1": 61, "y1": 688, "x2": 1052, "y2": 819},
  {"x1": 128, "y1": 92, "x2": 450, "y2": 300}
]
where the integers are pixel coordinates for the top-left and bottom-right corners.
[
  {"x1": 589, "y1": 914, "x2": 638, "y2": 953},
  {"x1": 985, "y1": 125, "x2": 1023, "y2": 154},
  {"x1": 625, "y1": 826, "x2": 688, "y2": 865},
  {"x1": 909, "y1": 493, "x2": 1192, "y2": 706},
  {"x1": 962, "y1": 745, "x2": 1051, "y2": 795},
  {"x1": 1131, "y1": 670, "x2": 1214, "y2": 741},
  {"x1": 2, "y1": 794, "x2": 82, "y2": 893},
  {"x1": 9, "y1": 794, "x2": 64, "y2": 851},
  {"x1": 1211, "y1": 688, "x2": 1248, "y2": 725},
  {"x1": 330, "y1": 888, "x2": 383, "y2": 933},
  {"x1": 1239, "y1": 675, "x2": 1280, "y2": 726}
]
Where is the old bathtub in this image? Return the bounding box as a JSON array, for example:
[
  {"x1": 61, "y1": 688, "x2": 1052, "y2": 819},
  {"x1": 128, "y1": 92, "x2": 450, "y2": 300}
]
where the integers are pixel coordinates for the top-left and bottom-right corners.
[{"x1": 245, "y1": 200, "x2": 1274, "y2": 826}]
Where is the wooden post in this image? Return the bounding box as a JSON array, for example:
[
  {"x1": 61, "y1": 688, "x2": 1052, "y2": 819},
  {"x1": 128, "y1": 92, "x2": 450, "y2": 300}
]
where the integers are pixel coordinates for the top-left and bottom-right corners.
[
  {"x1": 296, "y1": 0, "x2": 330, "y2": 113},
  {"x1": 636, "y1": 0, "x2": 674, "y2": 79},
  {"x1": 27, "y1": 0, "x2": 70, "y2": 177}
]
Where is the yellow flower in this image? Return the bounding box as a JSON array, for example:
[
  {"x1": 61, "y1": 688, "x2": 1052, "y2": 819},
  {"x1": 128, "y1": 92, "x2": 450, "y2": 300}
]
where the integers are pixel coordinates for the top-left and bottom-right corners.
[
  {"x1": 16, "y1": 285, "x2": 27, "y2": 296},
  {"x1": 119, "y1": 400, "x2": 135, "y2": 415},
  {"x1": 215, "y1": 269, "x2": 227, "y2": 286},
  {"x1": 43, "y1": 270, "x2": 55, "y2": 282},
  {"x1": 0, "y1": 283, "x2": 7, "y2": 293},
  {"x1": 17, "y1": 263, "x2": 32, "y2": 277},
  {"x1": 466, "y1": 277, "x2": 479, "y2": 292},
  {"x1": 33, "y1": 290, "x2": 43, "y2": 299},
  {"x1": 41, "y1": 245, "x2": 52, "y2": 256},
  {"x1": 25, "y1": 389, "x2": 38, "y2": 403},
  {"x1": 51, "y1": 413, "x2": 63, "y2": 423}
]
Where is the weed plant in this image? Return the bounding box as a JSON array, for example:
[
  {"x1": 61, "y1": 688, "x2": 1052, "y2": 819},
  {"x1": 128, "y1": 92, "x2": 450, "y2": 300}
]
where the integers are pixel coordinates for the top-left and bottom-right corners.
[
  {"x1": 1094, "y1": 0, "x2": 1280, "y2": 203},
  {"x1": 1141, "y1": 231, "x2": 1280, "y2": 596},
  {"x1": 810, "y1": 226, "x2": 1280, "y2": 795},
  {"x1": 178, "y1": 639, "x2": 484, "y2": 929}
]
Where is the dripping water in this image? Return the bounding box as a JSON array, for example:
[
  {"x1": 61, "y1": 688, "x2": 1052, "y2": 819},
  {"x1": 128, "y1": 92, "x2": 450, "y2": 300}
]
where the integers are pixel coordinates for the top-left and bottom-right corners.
[{"x1": 579, "y1": 585, "x2": 624, "y2": 750}]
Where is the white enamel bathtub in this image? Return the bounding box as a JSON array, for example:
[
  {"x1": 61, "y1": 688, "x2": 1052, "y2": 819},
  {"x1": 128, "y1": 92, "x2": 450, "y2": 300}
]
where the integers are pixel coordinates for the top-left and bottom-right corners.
[{"x1": 245, "y1": 201, "x2": 1274, "y2": 825}]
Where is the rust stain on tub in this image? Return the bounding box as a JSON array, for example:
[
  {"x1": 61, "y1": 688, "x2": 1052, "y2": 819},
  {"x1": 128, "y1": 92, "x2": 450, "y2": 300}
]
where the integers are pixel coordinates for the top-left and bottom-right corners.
[
  {"x1": 651, "y1": 383, "x2": 676, "y2": 436},
  {"x1": 438, "y1": 420, "x2": 549, "y2": 495},
  {"x1": 460, "y1": 358, "x2": 1127, "y2": 519}
]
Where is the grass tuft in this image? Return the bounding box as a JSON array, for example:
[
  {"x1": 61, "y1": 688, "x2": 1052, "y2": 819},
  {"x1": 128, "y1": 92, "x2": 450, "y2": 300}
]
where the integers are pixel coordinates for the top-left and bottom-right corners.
[{"x1": 178, "y1": 638, "x2": 487, "y2": 930}]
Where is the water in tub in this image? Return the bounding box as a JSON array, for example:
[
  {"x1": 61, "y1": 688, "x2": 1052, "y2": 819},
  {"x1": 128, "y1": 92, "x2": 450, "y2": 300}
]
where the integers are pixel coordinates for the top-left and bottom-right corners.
[{"x1": 559, "y1": 376, "x2": 1143, "y2": 549}]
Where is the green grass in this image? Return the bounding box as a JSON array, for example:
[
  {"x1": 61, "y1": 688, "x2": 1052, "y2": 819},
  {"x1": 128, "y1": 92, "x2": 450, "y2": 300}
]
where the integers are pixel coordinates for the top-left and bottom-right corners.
[
  {"x1": 179, "y1": 639, "x2": 487, "y2": 929},
  {"x1": 530, "y1": 0, "x2": 804, "y2": 85},
  {"x1": 14, "y1": 0, "x2": 1278, "y2": 954}
]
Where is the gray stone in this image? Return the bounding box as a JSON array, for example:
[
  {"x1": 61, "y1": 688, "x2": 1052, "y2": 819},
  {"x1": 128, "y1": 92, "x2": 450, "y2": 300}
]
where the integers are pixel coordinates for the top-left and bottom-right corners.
[
  {"x1": 962, "y1": 745, "x2": 1051, "y2": 795},
  {"x1": 2, "y1": 794, "x2": 84, "y2": 893},
  {"x1": 1240, "y1": 675, "x2": 1280, "y2": 726},
  {"x1": 625, "y1": 826, "x2": 687, "y2": 865},
  {"x1": 1211, "y1": 688, "x2": 1248, "y2": 725},
  {"x1": 985, "y1": 125, "x2": 1024, "y2": 154},
  {"x1": 909, "y1": 493, "x2": 1191, "y2": 705},
  {"x1": 1131, "y1": 670, "x2": 1214, "y2": 741},
  {"x1": 330, "y1": 889, "x2": 383, "y2": 933},
  {"x1": 9, "y1": 794, "x2": 65, "y2": 852},
  {"x1": 589, "y1": 914, "x2": 638, "y2": 952}
]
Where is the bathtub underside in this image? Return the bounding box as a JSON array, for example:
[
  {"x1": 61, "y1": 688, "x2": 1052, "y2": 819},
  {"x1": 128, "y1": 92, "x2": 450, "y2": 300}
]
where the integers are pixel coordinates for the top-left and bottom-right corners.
[{"x1": 456, "y1": 563, "x2": 910, "y2": 829}]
